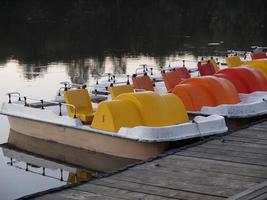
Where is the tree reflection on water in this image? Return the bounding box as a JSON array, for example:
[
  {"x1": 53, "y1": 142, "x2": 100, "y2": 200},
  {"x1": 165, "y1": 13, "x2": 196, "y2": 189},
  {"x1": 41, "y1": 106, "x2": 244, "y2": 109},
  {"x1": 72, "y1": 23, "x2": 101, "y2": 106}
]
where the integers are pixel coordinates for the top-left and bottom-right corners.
[{"x1": 0, "y1": 0, "x2": 266, "y2": 82}]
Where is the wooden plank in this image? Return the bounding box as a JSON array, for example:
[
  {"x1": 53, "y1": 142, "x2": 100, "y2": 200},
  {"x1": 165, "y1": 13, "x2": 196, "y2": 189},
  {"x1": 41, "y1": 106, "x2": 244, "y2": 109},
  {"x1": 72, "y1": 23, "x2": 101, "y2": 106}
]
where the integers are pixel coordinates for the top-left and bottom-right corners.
[
  {"x1": 32, "y1": 189, "x2": 119, "y2": 200},
  {"x1": 88, "y1": 177, "x2": 224, "y2": 200},
  {"x1": 117, "y1": 166, "x2": 263, "y2": 188},
  {"x1": 183, "y1": 146, "x2": 267, "y2": 161},
  {"x1": 73, "y1": 183, "x2": 177, "y2": 200},
  {"x1": 75, "y1": 182, "x2": 181, "y2": 200},
  {"x1": 133, "y1": 163, "x2": 267, "y2": 184},
  {"x1": 199, "y1": 140, "x2": 267, "y2": 155},
  {"x1": 110, "y1": 167, "x2": 257, "y2": 197},
  {"x1": 231, "y1": 129, "x2": 267, "y2": 140},
  {"x1": 140, "y1": 155, "x2": 267, "y2": 179},
  {"x1": 227, "y1": 181, "x2": 267, "y2": 200},
  {"x1": 176, "y1": 151, "x2": 267, "y2": 166},
  {"x1": 224, "y1": 135, "x2": 267, "y2": 145}
]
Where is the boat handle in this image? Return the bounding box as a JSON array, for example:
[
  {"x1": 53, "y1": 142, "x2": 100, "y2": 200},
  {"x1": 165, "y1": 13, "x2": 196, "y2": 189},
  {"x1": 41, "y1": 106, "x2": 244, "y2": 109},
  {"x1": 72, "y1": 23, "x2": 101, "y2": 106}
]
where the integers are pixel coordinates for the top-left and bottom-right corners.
[
  {"x1": 6, "y1": 92, "x2": 21, "y2": 103},
  {"x1": 62, "y1": 103, "x2": 77, "y2": 118}
]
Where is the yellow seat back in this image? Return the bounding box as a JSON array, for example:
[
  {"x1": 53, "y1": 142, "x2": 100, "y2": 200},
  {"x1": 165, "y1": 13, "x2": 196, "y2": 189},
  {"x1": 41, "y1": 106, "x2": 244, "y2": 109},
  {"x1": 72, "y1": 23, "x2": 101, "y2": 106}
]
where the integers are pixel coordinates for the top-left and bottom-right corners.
[
  {"x1": 64, "y1": 89, "x2": 94, "y2": 123},
  {"x1": 245, "y1": 60, "x2": 267, "y2": 78},
  {"x1": 91, "y1": 92, "x2": 189, "y2": 132},
  {"x1": 210, "y1": 58, "x2": 220, "y2": 72},
  {"x1": 161, "y1": 94, "x2": 189, "y2": 124},
  {"x1": 117, "y1": 92, "x2": 189, "y2": 127},
  {"x1": 226, "y1": 56, "x2": 243, "y2": 67},
  {"x1": 109, "y1": 84, "x2": 134, "y2": 99},
  {"x1": 91, "y1": 99, "x2": 142, "y2": 132}
]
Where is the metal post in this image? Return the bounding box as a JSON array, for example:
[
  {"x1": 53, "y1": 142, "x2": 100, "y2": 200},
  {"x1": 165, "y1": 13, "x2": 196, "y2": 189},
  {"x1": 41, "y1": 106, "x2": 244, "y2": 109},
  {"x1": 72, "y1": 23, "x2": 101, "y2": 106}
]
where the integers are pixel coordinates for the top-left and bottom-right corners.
[
  {"x1": 59, "y1": 103, "x2": 62, "y2": 116},
  {"x1": 42, "y1": 167, "x2": 45, "y2": 176},
  {"x1": 150, "y1": 68, "x2": 153, "y2": 75},
  {"x1": 40, "y1": 99, "x2": 44, "y2": 109},
  {"x1": 60, "y1": 169, "x2": 63, "y2": 181},
  {"x1": 8, "y1": 94, "x2": 11, "y2": 103},
  {"x1": 64, "y1": 83, "x2": 68, "y2": 91},
  {"x1": 24, "y1": 97, "x2": 28, "y2": 106}
]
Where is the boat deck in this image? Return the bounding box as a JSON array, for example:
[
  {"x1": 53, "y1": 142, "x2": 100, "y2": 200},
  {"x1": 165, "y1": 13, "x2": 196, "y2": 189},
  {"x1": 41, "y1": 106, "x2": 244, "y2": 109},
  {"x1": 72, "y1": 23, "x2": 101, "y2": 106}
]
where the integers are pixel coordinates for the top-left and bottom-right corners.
[{"x1": 29, "y1": 120, "x2": 267, "y2": 200}]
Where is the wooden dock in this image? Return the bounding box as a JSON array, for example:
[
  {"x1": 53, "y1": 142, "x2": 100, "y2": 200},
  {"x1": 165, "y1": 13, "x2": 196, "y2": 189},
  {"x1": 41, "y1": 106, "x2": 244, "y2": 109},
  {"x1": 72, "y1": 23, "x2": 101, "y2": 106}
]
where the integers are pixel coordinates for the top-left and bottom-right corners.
[{"x1": 29, "y1": 120, "x2": 267, "y2": 200}]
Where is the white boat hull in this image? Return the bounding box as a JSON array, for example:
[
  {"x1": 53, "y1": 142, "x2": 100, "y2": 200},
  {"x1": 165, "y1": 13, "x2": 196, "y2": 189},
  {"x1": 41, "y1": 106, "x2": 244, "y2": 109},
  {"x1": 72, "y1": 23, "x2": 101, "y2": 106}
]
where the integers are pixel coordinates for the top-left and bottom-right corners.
[{"x1": 8, "y1": 116, "x2": 167, "y2": 160}]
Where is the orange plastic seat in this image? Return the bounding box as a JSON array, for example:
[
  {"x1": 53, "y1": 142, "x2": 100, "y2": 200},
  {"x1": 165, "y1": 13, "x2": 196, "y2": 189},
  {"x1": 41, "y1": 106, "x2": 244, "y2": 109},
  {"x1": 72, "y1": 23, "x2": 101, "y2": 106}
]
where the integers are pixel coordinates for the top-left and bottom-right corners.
[
  {"x1": 215, "y1": 67, "x2": 267, "y2": 93},
  {"x1": 174, "y1": 67, "x2": 191, "y2": 80},
  {"x1": 201, "y1": 58, "x2": 220, "y2": 72},
  {"x1": 251, "y1": 52, "x2": 267, "y2": 60},
  {"x1": 132, "y1": 73, "x2": 154, "y2": 91},
  {"x1": 109, "y1": 84, "x2": 134, "y2": 99},
  {"x1": 172, "y1": 76, "x2": 240, "y2": 111},
  {"x1": 197, "y1": 61, "x2": 216, "y2": 76},
  {"x1": 172, "y1": 84, "x2": 215, "y2": 111},
  {"x1": 214, "y1": 73, "x2": 249, "y2": 94},
  {"x1": 161, "y1": 70, "x2": 182, "y2": 92}
]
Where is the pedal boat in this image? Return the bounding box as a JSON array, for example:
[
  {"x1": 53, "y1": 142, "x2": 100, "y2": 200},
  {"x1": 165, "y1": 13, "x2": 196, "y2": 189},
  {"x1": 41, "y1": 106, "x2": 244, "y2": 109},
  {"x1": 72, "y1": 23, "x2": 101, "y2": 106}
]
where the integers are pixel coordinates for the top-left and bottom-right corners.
[
  {"x1": 226, "y1": 55, "x2": 267, "y2": 78},
  {"x1": 1, "y1": 90, "x2": 227, "y2": 160},
  {"x1": 171, "y1": 73, "x2": 267, "y2": 130}
]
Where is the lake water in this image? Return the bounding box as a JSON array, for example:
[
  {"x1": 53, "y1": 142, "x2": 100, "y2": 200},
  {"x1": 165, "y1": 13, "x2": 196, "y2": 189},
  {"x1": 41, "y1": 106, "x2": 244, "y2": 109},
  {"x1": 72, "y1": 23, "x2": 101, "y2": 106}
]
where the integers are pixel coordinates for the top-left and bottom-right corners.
[{"x1": 0, "y1": 0, "x2": 266, "y2": 199}]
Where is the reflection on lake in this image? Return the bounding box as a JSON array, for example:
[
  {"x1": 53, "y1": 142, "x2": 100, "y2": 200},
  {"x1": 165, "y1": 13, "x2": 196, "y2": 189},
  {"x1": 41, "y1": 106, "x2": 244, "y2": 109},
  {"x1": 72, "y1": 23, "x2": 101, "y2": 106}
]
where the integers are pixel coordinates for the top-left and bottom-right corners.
[
  {"x1": 0, "y1": 0, "x2": 266, "y2": 199},
  {"x1": 0, "y1": 130, "x2": 138, "y2": 199}
]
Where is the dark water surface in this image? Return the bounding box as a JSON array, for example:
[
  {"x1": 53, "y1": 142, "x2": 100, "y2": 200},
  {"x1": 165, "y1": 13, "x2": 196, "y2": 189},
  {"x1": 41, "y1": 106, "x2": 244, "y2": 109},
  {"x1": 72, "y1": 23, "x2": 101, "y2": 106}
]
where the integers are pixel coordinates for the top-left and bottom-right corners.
[{"x1": 0, "y1": 0, "x2": 266, "y2": 199}]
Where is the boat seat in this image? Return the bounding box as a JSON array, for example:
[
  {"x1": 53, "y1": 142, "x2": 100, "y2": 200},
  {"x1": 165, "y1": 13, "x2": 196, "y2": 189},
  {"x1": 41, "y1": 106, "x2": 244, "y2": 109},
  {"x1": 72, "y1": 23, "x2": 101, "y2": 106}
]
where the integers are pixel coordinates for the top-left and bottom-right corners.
[
  {"x1": 64, "y1": 89, "x2": 94, "y2": 124},
  {"x1": 210, "y1": 58, "x2": 220, "y2": 72},
  {"x1": 225, "y1": 55, "x2": 267, "y2": 78},
  {"x1": 251, "y1": 52, "x2": 267, "y2": 60},
  {"x1": 173, "y1": 76, "x2": 240, "y2": 111},
  {"x1": 109, "y1": 84, "x2": 134, "y2": 99},
  {"x1": 161, "y1": 70, "x2": 182, "y2": 92},
  {"x1": 225, "y1": 56, "x2": 243, "y2": 67},
  {"x1": 172, "y1": 83, "x2": 215, "y2": 111},
  {"x1": 132, "y1": 73, "x2": 154, "y2": 91},
  {"x1": 197, "y1": 61, "x2": 216, "y2": 76},
  {"x1": 214, "y1": 67, "x2": 267, "y2": 93},
  {"x1": 201, "y1": 58, "x2": 220, "y2": 72},
  {"x1": 91, "y1": 92, "x2": 189, "y2": 132},
  {"x1": 174, "y1": 67, "x2": 191, "y2": 80}
]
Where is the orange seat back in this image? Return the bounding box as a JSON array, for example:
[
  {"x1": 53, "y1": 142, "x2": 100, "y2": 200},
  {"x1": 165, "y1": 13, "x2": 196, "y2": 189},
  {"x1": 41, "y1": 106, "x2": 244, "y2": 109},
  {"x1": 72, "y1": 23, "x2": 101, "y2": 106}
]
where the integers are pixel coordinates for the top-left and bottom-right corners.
[
  {"x1": 215, "y1": 67, "x2": 267, "y2": 93},
  {"x1": 172, "y1": 84, "x2": 215, "y2": 111},
  {"x1": 197, "y1": 61, "x2": 216, "y2": 76},
  {"x1": 174, "y1": 67, "x2": 191, "y2": 80},
  {"x1": 251, "y1": 52, "x2": 267, "y2": 60},
  {"x1": 214, "y1": 73, "x2": 249, "y2": 93},
  {"x1": 132, "y1": 73, "x2": 154, "y2": 91},
  {"x1": 161, "y1": 70, "x2": 182, "y2": 92},
  {"x1": 173, "y1": 76, "x2": 240, "y2": 111}
]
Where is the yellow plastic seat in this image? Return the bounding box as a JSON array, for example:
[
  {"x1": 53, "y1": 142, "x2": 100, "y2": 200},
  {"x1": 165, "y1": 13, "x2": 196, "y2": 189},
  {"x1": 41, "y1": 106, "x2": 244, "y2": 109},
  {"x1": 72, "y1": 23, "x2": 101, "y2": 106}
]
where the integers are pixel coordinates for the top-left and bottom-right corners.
[
  {"x1": 226, "y1": 56, "x2": 267, "y2": 78},
  {"x1": 226, "y1": 56, "x2": 243, "y2": 67},
  {"x1": 210, "y1": 58, "x2": 220, "y2": 72},
  {"x1": 91, "y1": 92, "x2": 189, "y2": 132},
  {"x1": 64, "y1": 89, "x2": 94, "y2": 123},
  {"x1": 109, "y1": 84, "x2": 134, "y2": 99},
  {"x1": 91, "y1": 99, "x2": 142, "y2": 132}
]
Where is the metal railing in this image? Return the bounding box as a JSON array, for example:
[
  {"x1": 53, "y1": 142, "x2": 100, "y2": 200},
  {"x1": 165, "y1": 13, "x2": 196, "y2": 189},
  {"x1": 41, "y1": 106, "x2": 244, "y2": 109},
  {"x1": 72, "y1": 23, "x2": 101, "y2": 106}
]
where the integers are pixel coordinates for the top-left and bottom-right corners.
[{"x1": 6, "y1": 93, "x2": 78, "y2": 119}]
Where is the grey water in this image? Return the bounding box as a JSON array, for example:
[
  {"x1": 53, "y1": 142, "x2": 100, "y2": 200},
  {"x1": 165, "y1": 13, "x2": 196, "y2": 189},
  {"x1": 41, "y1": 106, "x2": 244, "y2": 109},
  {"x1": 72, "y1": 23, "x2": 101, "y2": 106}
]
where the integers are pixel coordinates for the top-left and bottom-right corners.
[{"x1": 0, "y1": 0, "x2": 266, "y2": 199}]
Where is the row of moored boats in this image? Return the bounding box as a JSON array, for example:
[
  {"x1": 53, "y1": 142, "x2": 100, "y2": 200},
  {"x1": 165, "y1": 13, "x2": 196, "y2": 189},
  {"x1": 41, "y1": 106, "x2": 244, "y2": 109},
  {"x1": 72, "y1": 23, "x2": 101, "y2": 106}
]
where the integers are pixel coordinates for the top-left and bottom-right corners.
[{"x1": 1, "y1": 51, "x2": 267, "y2": 160}]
